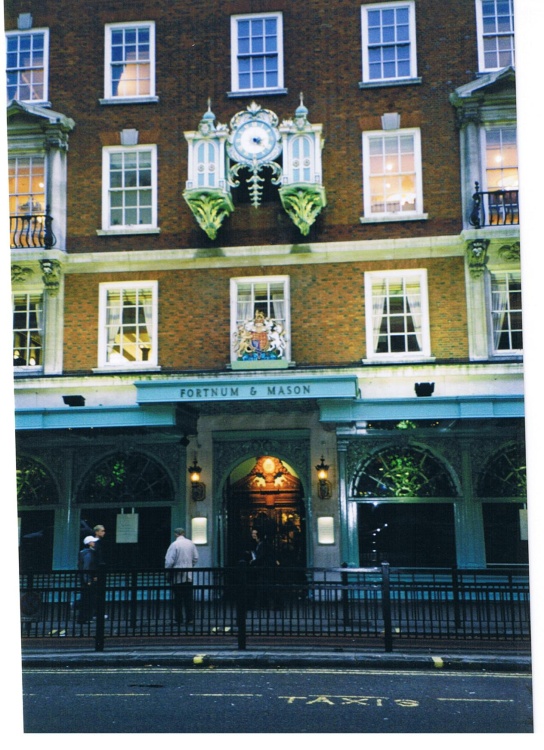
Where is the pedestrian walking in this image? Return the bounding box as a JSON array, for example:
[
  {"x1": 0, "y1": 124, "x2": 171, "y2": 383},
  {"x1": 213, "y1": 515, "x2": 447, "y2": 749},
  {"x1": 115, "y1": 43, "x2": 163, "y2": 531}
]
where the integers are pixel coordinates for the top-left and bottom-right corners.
[
  {"x1": 77, "y1": 536, "x2": 98, "y2": 624},
  {"x1": 165, "y1": 528, "x2": 199, "y2": 625}
]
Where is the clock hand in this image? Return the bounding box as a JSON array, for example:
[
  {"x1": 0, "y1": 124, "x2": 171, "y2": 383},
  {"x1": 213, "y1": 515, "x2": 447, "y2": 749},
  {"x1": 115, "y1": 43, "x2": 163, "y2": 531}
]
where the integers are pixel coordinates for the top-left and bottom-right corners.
[{"x1": 252, "y1": 136, "x2": 262, "y2": 144}]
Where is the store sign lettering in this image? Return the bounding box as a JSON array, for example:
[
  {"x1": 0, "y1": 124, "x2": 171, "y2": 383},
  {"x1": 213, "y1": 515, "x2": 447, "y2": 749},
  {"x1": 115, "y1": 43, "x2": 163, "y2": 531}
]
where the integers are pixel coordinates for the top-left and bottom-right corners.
[{"x1": 179, "y1": 383, "x2": 312, "y2": 400}]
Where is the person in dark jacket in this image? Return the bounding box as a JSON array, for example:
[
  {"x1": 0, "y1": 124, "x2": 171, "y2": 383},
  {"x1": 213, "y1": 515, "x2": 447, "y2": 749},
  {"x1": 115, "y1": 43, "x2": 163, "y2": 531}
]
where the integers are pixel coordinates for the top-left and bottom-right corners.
[{"x1": 77, "y1": 536, "x2": 98, "y2": 624}]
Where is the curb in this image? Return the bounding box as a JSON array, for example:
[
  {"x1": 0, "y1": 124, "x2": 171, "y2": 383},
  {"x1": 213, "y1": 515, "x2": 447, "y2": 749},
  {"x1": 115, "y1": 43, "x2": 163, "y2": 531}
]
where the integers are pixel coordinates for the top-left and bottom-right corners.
[{"x1": 21, "y1": 649, "x2": 532, "y2": 672}]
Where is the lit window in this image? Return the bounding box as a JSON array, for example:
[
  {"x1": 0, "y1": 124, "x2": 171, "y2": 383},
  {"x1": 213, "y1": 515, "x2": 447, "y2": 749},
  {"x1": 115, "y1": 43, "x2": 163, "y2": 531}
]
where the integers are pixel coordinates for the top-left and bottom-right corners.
[
  {"x1": 9, "y1": 155, "x2": 45, "y2": 215},
  {"x1": 104, "y1": 22, "x2": 155, "y2": 100},
  {"x1": 484, "y1": 126, "x2": 518, "y2": 191},
  {"x1": 6, "y1": 28, "x2": 49, "y2": 103},
  {"x1": 362, "y1": 128, "x2": 423, "y2": 218},
  {"x1": 230, "y1": 276, "x2": 290, "y2": 366},
  {"x1": 361, "y1": 2, "x2": 417, "y2": 83},
  {"x1": 98, "y1": 282, "x2": 158, "y2": 368},
  {"x1": 490, "y1": 271, "x2": 522, "y2": 353},
  {"x1": 230, "y1": 13, "x2": 284, "y2": 95},
  {"x1": 365, "y1": 270, "x2": 431, "y2": 360},
  {"x1": 102, "y1": 146, "x2": 157, "y2": 231},
  {"x1": 476, "y1": 0, "x2": 515, "y2": 72},
  {"x1": 13, "y1": 293, "x2": 43, "y2": 368}
]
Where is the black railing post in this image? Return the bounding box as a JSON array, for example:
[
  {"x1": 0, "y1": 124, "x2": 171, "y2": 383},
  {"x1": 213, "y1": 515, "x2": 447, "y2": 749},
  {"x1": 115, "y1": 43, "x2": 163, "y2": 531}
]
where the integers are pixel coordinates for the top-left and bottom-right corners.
[
  {"x1": 94, "y1": 569, "x2": 106, "y2": 652},
  {"x1": 130, "y1": 571, "x2": 138, "y2": 629},
  {"x1": 237, "y1": 561, "x2": 247, "y2": 650},
  {"x1": 452, "y1": 565, "x2": 461, "y2": 629},
  {"x1": 470, "y1": 181, "x2": 482, "y2": 228},
  {"x1": 340, "y1": 562, "x2": 351, "y2": 626},
  {"x1": 381, "y1": 562, "x2": 393, "y2": 653},
  {"x1": 44, "y1": 207, "x2": 55, "y2": 249}
]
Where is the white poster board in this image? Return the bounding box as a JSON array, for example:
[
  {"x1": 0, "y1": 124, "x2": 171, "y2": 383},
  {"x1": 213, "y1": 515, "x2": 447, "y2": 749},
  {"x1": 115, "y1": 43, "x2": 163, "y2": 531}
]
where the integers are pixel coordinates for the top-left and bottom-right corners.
[{"x1": 116, "y1": 513, "x2": 139, "y2": 543}]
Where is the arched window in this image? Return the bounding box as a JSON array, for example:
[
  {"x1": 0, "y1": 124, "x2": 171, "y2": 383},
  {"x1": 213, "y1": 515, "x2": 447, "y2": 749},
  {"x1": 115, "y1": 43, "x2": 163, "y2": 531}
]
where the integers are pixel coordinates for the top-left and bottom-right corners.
[
  {"x1": 17, "y1": 456, "x2": 58, "y2": 506},
  {"x1": 478, "y1": 443, "x2": 526, "y2": 497},
  {"x1": 353, "y1": 446, "x2": 457, "y2": 498},
  {"x1": 76, "y1": 451, "x2": 174, "y2": 504}
]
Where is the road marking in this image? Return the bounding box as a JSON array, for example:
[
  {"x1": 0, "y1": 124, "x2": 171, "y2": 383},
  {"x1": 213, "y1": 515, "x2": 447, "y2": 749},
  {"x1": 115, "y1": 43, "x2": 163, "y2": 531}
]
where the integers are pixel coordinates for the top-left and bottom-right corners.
[
  {"x1": 437, "y1": 698, "x2": 514, "y2": 703},
  {"x1": 191, "y1": 693, "x2": 262, "y2": 697},
  {"x1": 75, "y1": 693, "x2": 151, "y2": 698}
]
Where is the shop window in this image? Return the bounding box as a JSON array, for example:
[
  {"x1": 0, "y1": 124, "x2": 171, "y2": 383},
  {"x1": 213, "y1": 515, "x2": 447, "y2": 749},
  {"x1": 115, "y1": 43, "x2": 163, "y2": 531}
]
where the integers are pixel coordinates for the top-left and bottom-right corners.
[
  {"x1": 478, "y1": 443, "x2": 526, "y2": 497},
  {"x1": 357, "y1": 503, "x2": 456, "y2": 566},
  {"x1": 76, "y1": 451, "x2": 174, "y2": 505}
]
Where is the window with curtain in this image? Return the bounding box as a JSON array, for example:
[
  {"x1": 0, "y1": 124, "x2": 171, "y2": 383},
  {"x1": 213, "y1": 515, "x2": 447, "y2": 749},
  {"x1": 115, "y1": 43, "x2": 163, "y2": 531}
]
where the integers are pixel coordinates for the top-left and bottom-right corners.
[
  {"x1": 485, "y1": 126, "x2": 518, "y2": 191},
  {"x1": 490, "y1": 271, "x2": 522, "y2": 353},
  {"x1": 13, "y1": 293, "x2": 43, "y2": 368},
  {"x1": 104, "y1": 22, "x2": 155, "y2": 100},
  {"x1": 230, "y1": 276, "x2": 290, "y2": 363},
  {"x1": 98, "y1": 282, "x2": 158, "y2": 368},
  {"x1": 364, "y1": 270, "x2": 430, "y2": 359},
  {"x1": 362, "y1": 128, "x2": 423, "y2": 218},
  {"x1": 476, "y1": 0, "x2": 515, "y2": 72},
  {"x1": 6, "y1": 28, "x2": 49, "y2": 103}
]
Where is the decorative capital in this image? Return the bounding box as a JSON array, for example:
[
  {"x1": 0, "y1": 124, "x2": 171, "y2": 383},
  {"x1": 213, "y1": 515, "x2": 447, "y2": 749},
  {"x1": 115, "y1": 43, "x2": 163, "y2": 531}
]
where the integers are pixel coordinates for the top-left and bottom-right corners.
[
  {"x1": 466, "y1": 239, "x2": 490, "y2": 278},
  {"x1": 40, "y1": 258, "x2": 62, "y2": 295},
  {"x1": 279, "y1": 185, "x2": 326, "y2": 235},
  {"x1": 11, "y1": 264, "x2": 34, "y2": 283},
  {"x1": 498, "y1": 241, "x2": 521, "y2": 262},
  {"x1": 183, "y1": 189, "x2": 234, "y2": 240}
]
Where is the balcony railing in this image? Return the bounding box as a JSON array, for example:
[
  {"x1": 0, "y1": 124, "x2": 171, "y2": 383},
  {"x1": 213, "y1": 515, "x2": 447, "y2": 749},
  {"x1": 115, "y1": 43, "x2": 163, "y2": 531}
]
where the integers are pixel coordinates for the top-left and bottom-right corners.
[
  {"x1": 470, "y1": 182, "x2": 519, "y2": 229},
  {"x1": 9, "y1": 211, "x2": 56, "y2": 249}
]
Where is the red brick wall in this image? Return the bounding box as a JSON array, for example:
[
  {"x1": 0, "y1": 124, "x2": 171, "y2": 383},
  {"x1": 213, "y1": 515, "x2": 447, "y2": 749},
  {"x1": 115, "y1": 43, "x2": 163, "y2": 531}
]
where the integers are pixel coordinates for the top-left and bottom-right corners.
[
  {"x1": 63, "y1": 256, "x2": 468, "y2": 372},
  {"x1": 5, "y1": 0, "x2": 478, "y2": 251}
]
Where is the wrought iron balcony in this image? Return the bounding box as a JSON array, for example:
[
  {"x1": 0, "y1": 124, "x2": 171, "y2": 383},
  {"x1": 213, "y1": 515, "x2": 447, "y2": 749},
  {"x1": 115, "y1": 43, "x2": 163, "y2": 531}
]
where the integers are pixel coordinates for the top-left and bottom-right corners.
[
  {"x1": 9, "y1": 210, "x2": 56, "y2": 249},
  {"x1": 469, "y1": 182, "x2": 519, "y2": 229}
]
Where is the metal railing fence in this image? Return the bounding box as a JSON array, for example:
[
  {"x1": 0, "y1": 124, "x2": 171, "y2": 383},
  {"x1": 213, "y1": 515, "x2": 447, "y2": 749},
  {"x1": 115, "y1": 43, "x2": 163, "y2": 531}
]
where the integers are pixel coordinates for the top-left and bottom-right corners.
[{"x1": 19, "y1": 564, "x2": 530, "y2": 652}]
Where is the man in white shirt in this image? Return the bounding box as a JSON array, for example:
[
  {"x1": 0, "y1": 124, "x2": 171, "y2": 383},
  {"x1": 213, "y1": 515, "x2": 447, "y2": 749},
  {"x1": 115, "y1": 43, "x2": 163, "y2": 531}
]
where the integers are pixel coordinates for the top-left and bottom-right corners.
[{"x1": 165, "y1": 528, "x2": 199, "y2": 625}]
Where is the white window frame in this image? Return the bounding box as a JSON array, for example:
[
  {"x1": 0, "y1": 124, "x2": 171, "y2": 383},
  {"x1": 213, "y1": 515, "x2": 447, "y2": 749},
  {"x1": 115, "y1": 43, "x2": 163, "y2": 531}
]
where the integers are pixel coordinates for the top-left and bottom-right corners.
[
  {"x1": 5, "y1": 27, "x2": 49, "y2": 104},
  {"x1": 97, "y1": 281, "x2": 159, "y2": 370},
  {"x1": 101, "y1": 145, "x2": 158, "y2": 234},
  {"x1": 475, "y1": 0, "x2": 515, "y2": 72},
  {"x1": 12, "y1": 291, "x2": 44, "y2": 372},
  {"x1": 102, "y1": 21, "x2": 156, "y2": 103},
  {"x1": 488, "y1": 270, "x2": 523, "y2": 356},
  {"x1": 230, "y1": 12, "x2": 285, "y2": 96},
  {"x1": 361, "y1": 127, "x2": 424, "y2": 221},
  {"x1": 360, "y1": 2, "x2": 418, "y2": 85},
  {"x1": 481, "y1": 124, "x2": 518, "y2": 192},
  {"x1": 364, "y1": 269, "x2": 431, "y2": 362},
  {"x1": 230, "y1": 275, "x2": 291, "y2": 368}
]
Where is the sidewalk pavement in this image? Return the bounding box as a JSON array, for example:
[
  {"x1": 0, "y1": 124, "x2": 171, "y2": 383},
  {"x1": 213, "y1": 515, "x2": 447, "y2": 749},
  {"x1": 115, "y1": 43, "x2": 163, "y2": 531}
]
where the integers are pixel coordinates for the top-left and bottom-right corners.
[{"x1": 21, "y1": 645, "x2": 532, "y2": 672}]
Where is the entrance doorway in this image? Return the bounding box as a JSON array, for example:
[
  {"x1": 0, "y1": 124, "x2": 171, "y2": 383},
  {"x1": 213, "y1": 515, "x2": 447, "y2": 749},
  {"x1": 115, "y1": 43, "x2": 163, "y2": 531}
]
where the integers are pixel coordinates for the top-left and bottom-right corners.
[{"x1": 225, "y1": 456, "x2": 306, "y2": 569}]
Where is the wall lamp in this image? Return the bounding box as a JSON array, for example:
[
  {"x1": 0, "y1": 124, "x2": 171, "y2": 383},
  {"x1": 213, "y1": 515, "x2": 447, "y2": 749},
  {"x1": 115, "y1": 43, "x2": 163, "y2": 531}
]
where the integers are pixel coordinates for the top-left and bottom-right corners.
[
  {"x1": 315, "y1": 456, "x2": 332, "y2": 500},
  {"x1": 62, "y1": 395, "x2": 85, "y2": 407},
  {"x1": 188, "y1": 456, "x2": 206, "y2": 501}
]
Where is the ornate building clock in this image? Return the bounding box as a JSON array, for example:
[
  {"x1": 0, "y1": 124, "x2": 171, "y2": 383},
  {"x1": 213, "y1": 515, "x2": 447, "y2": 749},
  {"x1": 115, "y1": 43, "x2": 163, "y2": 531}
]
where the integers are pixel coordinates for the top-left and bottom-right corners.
[
  {"x1": 183, "y1": 98, "x2": 326, "y2": 238},
  {"x1": 227, "y1": 103, "x2": 282, "y2": 207}
]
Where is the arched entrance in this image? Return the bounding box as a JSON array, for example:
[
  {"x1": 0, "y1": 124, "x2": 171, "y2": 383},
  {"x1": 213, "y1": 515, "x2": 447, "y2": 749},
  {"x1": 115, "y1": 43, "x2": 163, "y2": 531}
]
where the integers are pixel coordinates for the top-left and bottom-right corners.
[{"x1": 225, "y1": 455, "x2": 306, "y2": 569}]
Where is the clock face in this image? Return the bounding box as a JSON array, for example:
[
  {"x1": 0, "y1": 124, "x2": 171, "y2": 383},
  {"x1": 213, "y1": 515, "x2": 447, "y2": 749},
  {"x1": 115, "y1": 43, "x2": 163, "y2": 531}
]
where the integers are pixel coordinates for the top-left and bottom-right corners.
[{"x1": 231, "y1": 119, "x2": 278, "y2": 163}]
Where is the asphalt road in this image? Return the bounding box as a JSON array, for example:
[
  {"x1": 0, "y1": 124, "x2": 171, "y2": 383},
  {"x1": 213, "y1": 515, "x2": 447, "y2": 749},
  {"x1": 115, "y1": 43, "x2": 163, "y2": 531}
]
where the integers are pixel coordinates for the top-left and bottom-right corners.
[{"x1": 22, "y1": 665, "x2": 533, "y2": 733}]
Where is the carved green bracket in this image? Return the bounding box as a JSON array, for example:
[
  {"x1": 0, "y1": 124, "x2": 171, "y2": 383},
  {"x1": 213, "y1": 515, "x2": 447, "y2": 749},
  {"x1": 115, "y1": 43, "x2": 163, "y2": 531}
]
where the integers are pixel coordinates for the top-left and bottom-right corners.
[
  {"x1": 279, "y1": 184, "x2": 326, "y2": 235},
  {"x1": 183, "y1": 188, "x2": 234, "y2": 240}
]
